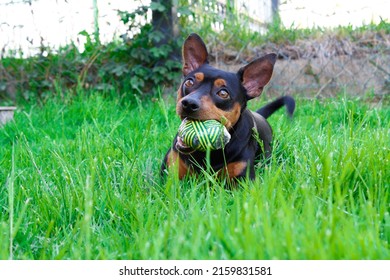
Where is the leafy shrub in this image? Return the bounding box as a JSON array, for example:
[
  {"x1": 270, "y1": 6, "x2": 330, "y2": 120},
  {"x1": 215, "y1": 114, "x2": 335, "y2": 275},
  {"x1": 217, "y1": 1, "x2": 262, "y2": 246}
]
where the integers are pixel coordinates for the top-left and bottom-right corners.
[
  {"x1": 1, "y1": 1, "x2": 388, "y2": 104},
  {"x1": 0, "y1": 2, "x2": 182, "y2": 103}
]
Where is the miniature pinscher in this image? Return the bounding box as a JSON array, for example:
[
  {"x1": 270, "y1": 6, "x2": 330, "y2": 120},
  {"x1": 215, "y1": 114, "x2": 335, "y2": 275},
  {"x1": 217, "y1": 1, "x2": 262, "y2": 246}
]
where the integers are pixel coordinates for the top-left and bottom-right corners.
[{"x1": 161, "y1": 33, "x2": 295, "y2": 180}]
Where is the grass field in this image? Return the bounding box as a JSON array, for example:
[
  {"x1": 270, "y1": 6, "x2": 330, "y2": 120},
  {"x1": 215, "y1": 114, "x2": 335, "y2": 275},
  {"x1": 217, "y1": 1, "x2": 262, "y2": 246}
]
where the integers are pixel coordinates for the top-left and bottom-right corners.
[{"x1": 0, "y1": 92, "x2": 389, "y2": 260}]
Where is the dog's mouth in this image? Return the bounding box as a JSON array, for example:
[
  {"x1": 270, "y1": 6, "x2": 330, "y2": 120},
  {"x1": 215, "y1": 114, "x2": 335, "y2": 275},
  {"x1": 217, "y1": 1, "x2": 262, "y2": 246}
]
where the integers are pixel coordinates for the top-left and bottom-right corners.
[
  {"x1": 176, "y1": 117, "x2": 203, "y2": 154},
  {"x1": 175, "y1": 117, "x2": 230, "y2": 155},
  {"x1": 175, "y1": 135, "x2": 195, "y2": 154}
]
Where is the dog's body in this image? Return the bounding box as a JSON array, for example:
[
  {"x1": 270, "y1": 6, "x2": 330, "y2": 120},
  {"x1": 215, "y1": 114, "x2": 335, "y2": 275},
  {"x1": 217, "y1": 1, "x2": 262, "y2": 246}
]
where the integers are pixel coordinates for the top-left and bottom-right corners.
[{"x1": 161, "y1": 34, "x2": 295, "y2": 180}]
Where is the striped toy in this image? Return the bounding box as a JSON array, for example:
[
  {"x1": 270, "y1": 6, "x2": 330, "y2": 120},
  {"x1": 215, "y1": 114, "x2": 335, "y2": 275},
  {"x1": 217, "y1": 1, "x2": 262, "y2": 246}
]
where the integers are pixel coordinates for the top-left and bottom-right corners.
[{"x1": 178, "y1": 118, "x2": 231, "y2": 151}]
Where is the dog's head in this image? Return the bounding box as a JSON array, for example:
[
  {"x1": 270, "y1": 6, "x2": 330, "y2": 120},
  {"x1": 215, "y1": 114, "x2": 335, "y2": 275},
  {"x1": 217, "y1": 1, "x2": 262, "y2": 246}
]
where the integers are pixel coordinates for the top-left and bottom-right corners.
[{"x1": 176, "y1": 33, "x2": 276, "y2": 129}]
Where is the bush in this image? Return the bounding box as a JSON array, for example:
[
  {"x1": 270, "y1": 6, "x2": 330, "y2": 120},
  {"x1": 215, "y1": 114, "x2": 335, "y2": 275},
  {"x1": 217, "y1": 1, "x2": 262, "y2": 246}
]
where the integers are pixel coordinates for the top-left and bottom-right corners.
[{"x1": 0, "y1": 2, "x2": 182, "y2": 103}]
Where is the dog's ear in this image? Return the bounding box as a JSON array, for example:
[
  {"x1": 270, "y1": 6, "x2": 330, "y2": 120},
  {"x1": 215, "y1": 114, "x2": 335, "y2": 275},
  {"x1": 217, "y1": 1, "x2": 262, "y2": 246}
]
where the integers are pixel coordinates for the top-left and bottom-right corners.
[
  {"x1": 238, "y1": 53, "x2": 276, "y2": 99},
  {"x1": 182, "y1": 33, "x2": 209, "y2": 76}
]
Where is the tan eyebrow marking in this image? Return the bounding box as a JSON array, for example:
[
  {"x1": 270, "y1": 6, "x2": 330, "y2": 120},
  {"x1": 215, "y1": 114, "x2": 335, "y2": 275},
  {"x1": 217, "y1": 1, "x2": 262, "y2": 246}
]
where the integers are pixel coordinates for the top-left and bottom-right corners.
[
  {"x1": 214, "y1": 78, "x2": 226, "y2": 88},
  {"x1": 194, "y1": 72, "x2": 204, "y2": 82}
]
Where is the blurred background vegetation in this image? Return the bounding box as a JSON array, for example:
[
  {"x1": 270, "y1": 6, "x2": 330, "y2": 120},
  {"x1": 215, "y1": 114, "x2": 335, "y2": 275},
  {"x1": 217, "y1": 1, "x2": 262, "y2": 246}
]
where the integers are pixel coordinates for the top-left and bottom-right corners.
[{"x1": 0, "y1": 0, "x2": 389, "y2": 104}]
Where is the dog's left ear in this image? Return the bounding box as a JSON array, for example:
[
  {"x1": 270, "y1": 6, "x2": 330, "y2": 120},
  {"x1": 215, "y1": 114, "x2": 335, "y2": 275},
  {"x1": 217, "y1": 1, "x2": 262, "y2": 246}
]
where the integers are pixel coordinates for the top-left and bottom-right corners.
[
  {"x1": 182, "y1": 33, "x2": 209, "y2": 76},
  {"x1": 238, "y1": 53, "x2": 276, "y2": 99}
]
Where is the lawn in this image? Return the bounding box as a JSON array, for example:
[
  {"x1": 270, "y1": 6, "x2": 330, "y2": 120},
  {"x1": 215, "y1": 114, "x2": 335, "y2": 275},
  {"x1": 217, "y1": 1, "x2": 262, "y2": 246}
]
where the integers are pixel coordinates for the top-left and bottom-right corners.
[{"x1": 0, "y1": 92, "x2": 389, "y2": 259}]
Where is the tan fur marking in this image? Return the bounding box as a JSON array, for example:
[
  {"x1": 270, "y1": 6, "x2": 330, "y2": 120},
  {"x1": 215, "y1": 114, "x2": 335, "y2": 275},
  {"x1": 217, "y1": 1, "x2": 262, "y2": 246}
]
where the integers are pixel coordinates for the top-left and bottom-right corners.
[
  {"x1": 176, "y1": 87, "x2": 184, "y2": 115},
  {"x1": 194, "y1": 72, "x2": 204, "y2": 82},
  {"x1": 177, "y1": 86, "x2": 183, "y2": 100},
  {"x1": 214, "y1": 78, "x2": 226, "y2": 88},
  {"x1": 166, "y1": 149, "x2": 189, "y2": 179},
  {"x1": 225, "y1": 161, "x2": 247, "y2": 179},
  {"x1": 198, "y1": 96, "x2": 241, "y2": 129}
]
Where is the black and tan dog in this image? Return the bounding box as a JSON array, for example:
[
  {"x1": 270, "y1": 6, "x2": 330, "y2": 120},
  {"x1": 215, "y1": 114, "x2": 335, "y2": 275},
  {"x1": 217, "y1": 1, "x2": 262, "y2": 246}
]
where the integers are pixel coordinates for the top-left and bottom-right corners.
[{"x1": 161, "y1": 33, "x2": 295, "y2": 180}]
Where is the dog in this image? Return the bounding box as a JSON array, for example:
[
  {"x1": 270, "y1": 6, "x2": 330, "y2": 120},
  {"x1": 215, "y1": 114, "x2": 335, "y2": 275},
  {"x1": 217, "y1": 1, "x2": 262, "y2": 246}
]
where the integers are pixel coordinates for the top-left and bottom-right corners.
[{"x1": 161, "y1": 33, "x2": 295, "y2": 180}]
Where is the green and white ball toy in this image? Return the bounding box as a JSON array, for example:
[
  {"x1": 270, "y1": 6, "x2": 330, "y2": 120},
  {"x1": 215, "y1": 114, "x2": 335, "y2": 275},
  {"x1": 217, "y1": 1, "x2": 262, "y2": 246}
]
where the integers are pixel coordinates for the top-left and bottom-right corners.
[{"x1": 178, "y1": 118, "x2": 231, "y2": 151}]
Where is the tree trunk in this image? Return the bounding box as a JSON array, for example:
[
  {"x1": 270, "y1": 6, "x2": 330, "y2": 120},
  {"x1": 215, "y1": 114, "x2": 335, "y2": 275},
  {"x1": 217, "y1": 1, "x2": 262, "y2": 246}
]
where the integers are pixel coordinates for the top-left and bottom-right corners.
[{"x1": 151, "y1": 0, "x2": 180, "y2": 61}]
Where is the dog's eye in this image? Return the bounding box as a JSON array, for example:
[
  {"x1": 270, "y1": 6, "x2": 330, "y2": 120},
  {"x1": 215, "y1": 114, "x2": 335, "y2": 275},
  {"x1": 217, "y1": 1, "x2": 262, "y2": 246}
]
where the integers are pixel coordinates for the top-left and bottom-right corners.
[
  {"x1": 184, "y1": 79, "x2": 194, "y2": 88},
  {"x1": 217, "y1": 89, "x2": 230, "y2": 99}
]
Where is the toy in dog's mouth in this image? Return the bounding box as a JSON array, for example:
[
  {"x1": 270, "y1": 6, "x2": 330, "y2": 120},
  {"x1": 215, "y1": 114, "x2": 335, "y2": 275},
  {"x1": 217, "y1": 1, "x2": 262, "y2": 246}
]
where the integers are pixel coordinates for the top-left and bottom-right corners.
[
  {"x1": 175, "y1": 118, "x2": 231, "y2": 154},
  {"x1": 175, "y1": 136, "x2": 195, "y2": 154}
]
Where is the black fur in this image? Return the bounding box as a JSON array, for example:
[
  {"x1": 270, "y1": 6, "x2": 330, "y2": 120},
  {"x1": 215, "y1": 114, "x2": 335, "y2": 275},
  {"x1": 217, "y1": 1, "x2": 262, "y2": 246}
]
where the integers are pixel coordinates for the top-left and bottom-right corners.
[
  {"x1": 161, "y1": 33, "x2": 295, "y2": 181},
  {"x1": 257, "y1": 96, "x2": 295, "y2": 119}
]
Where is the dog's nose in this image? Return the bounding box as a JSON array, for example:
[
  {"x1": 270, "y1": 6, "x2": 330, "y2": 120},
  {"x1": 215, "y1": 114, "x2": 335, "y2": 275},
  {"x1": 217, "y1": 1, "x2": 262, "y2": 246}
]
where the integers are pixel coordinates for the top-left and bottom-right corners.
[{"x1": 181, "y1": 98, "x2": 200, "y2": 113}]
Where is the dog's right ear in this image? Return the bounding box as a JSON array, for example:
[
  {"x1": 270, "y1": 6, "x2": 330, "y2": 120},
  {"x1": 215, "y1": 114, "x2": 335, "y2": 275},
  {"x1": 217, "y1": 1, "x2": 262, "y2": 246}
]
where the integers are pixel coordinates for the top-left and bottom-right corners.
[
  {"x1": 182, "y1": 33, "x2": 209, "y2": 76},
  {"x1": 238, "y1": 53, "x2": 276, "y2": 100}
]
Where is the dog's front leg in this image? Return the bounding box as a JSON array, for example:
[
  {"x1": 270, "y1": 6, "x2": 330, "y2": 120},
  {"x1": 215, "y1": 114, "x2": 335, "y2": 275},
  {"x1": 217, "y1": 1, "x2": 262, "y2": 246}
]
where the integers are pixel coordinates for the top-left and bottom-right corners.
[
  {"x1": 219, "y1": 158, "x2": 256, "y2": 180},
  {"x1": 161, "y1": 149, "x2": 191, "y2": 179}
]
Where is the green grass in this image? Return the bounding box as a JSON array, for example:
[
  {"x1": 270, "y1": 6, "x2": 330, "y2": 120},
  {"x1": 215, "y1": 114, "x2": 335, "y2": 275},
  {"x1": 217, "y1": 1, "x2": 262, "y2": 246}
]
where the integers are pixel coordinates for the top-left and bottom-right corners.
[{"x1": 0, "y1": 92, "x2": 389, "y2": 259}]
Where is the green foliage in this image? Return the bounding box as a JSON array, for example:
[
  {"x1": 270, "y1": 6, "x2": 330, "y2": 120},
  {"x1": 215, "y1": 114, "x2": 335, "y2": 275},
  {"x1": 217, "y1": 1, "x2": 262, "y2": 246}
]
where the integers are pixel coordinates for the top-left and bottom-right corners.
[
  {"x1": 0, "y1": 93, "x2": 389, "y2": 259},
  {"x1": 262, "y1": 16, "x2": 390, "y2": 45},
  {"x1": 178, "y1": 2, "x2": 390, "y2": 51},
  {"x1": 123, "y1": 25, "x2": 181, "y2": 94},
  {"x1": 0, "y1": 0, "x2": 388, "y2": 104},
  {"x1": 177, "y1": 0, "x2": 256, "y2": 46},
  {"x1": 0, "y1": 2, "x2": 181, "y2": 103}
]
